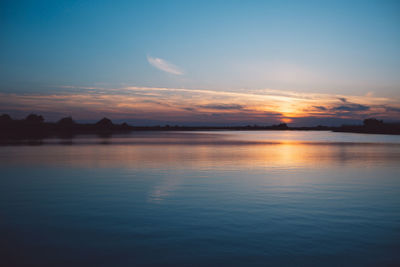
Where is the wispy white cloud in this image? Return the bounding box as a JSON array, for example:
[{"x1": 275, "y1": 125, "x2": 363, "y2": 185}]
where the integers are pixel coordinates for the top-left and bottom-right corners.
[{"x1": 147, "y1": 56, "x2": 183, "y2": 75}]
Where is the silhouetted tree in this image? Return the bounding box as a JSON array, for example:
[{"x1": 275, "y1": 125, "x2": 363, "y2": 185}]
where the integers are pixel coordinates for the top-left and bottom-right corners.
[
  {"x1": 271, "y1": 123, "x2": 289, "y2": 129},
  {"x1": 363, "y1": 118, "x2": 383, "y2": 128},
  {"x1": 58, "y1": 116, "x2": 75, "y2": 126},
  {"x1": 96, "y1": 117, "x2": 113, "y2": 128},
  {"x1": 25, "y1": 114, "x2": 44, "y2": 123},
  {"x1": 277, "y1": 123, "x2": 288, "y2": 129},
  {"x1": 0, "y1": 114, "x2": 12, "y2": 123}
]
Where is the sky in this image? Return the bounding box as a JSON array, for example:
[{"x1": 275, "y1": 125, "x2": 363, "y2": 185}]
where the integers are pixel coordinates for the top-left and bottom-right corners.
[{"x1": 1, "y1": 0, "x2": 400, "y2": 126}]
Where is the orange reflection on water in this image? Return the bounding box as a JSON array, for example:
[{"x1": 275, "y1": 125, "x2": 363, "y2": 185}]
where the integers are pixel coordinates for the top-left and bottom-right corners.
[{"x1": 1, "y1": 141, "x2": 398, "y2": 170}]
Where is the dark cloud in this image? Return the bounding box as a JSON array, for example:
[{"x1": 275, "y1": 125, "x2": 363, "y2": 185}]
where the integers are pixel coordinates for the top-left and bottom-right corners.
[
  {"x1": 333, "y1": 104, "x2": 370, "y2": 112},
  {"x1": 385, "y1": 106, "x2": 400, "y2": 113},
  {"x1": 310, "y1": 101, "x2": 370, "y2": 114},
  {"x1": 142, "y1": 100, "x2": 163, "y2": 105},
  {"x1": 182, "y1": 107, "x2": 196, "y2": 111},
  {"x1": 338, "y1": 97, "x2": 347, "y2": 103},
  {"x1": 313, "y1": 106, "x2": 327, "y2": 111},
  {"x1": 197, "y1": 104, "x2": 245, "y2": 110}
]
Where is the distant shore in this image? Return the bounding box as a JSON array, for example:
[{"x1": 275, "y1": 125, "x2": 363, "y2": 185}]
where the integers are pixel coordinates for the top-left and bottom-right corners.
[{"x1": 1, "y1": 114, "x2": 400, "y2": 140}]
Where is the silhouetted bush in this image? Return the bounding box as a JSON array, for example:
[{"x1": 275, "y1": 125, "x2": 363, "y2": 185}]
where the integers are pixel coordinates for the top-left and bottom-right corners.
[
  {"x1": 0, "y1": 114, "x2": 12, "y2": 123},
  {"x1": 25, "y1": 114, "x2": 44, "y2": 123},
  {"x1": 363, "y1": 118, "x2": 383, "y2": 128},
  {"x1": 96, "y1": 117, "x2": 113, "y2": 128},
  {"x1": 277, "y1": 123, "x2": 288, "y2": 129},
  {"x1": 58, "y1": 117, "x2": 75, "y2": 126}
]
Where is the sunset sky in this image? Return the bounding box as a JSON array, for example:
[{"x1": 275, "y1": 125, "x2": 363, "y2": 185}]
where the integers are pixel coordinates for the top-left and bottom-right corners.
[{"x1": 1, "y1": 0, "x2": 399, "y2": 125}]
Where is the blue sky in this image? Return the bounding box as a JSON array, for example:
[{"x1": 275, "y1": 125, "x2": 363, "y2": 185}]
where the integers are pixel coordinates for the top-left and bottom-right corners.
[{"x1": 1, "y1": 0, "x2": 399, "y2": 125}]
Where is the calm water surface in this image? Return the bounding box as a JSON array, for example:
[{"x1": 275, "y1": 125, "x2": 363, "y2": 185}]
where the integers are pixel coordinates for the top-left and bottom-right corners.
[{"x1": 1, "y1": 131, "x2": 400, "y2": 266}]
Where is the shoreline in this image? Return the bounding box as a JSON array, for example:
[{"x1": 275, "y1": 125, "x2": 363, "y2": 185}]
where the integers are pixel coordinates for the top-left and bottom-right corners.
[{"x1": 1, "y1": 114, "x2": 400, "y2": 139}]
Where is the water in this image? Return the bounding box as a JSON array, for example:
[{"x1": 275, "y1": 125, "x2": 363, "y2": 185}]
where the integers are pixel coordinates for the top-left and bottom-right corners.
[{"x1": 1, "y1": 131, "x2": 400, "y2": 266}]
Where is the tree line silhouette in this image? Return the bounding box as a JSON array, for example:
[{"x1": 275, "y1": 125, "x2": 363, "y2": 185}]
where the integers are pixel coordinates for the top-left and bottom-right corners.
[
  {"x1": 0, "y1": 114, "x2": 131, "y2": 139},
  {"x1": 0, "y1": 114, "x2": 399, "y2": 140},
  {"x1": 333, "y1": 118, "x2": 400, "y2": 135}
]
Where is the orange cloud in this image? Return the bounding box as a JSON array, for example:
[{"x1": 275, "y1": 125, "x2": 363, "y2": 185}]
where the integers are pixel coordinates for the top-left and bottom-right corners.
[{"x1": 1, "y1": 86, "x2": 399, "y2": 125}]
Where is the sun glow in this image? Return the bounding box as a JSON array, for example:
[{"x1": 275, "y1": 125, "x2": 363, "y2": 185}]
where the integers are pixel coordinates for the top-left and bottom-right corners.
[{"x1": 0, "y1": 86, "x2": 399, "y2": 125}]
